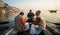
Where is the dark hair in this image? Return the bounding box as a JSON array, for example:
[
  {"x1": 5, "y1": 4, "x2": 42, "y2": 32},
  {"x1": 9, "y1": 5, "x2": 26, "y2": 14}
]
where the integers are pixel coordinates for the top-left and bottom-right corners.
[
  {"x1": 19, "y1": 12, "x2": 24, "y2": 15},
  {"x1": 29, "y1": 9, "x2": 32, "y2": 12},
  {"x1": 34, "y1": 17, "x2": 41, "y2": 25},
  {"x1": 36, "y1": 10, "x2": 41, "y2": 16},
  {"x1": 37, "y1": 10, "x2": 41, "y2": 13}
]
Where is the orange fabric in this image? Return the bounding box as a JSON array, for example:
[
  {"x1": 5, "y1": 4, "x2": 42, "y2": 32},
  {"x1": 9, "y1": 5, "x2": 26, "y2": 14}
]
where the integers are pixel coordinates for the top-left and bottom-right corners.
[
  {"x1": 20, "y1": 17, "x2": 25, "y2": 25},
  {"x1": 35, "y1": 17, "x2": 40, "y2": 25}
]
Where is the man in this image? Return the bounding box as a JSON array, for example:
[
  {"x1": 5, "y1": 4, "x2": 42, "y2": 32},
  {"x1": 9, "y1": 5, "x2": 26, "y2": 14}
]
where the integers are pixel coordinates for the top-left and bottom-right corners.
[
  {"x1": 27, "y1": 9, "x2": 35, "y2": 32},
  {"x1": 36, "y1": 10, "x2": 46, "y2": 35},
  {"x1": 14, "y1": 12, "x2": 25, "y2": 35},
  {"x1": 27, "y1": 9, "x2": 35, "y2": 22}
]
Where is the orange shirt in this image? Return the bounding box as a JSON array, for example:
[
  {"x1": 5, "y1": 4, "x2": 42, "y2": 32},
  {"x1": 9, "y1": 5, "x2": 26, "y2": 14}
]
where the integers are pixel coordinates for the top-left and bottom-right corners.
[
  {"x1": 20, "y1": 17, "x2": 25, "y2": 25},
  {"x1": 35, "y1": 17, "x2": 40, "y2": 25}
]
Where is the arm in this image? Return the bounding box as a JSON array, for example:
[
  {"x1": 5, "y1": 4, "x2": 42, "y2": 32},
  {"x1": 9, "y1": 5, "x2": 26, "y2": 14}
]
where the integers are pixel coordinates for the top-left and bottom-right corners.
[
  {"x1": 27, "y1": 13, "x2": 29, "y2": 18},
  {"x1": 40, "y1": 14, "x2": 46, "y2": 29}
]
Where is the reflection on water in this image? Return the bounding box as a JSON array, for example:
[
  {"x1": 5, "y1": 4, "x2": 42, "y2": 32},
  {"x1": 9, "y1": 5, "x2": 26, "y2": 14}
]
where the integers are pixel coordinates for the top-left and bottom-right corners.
[{"x1": 44, "y1": 11, "x2": 60, "y2": 34}]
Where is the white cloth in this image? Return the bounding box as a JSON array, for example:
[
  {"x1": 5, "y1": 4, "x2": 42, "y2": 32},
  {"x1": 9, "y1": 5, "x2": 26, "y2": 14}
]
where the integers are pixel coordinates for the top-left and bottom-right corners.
[
  {"x1": 24, "y1": 22, "x2": 29, "y2": 31},
  {"x1": 30, "y1": 24, "x2": 42, "y2": 34},
  {"x1": 36, "y1": 13, "x2": 46, "y2": 30}
]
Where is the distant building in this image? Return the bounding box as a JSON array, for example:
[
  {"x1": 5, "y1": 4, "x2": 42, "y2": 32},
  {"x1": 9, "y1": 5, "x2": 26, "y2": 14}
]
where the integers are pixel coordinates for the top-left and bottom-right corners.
[{"x1": 0, "y1": 0, "x2": 13, "y2": 22}]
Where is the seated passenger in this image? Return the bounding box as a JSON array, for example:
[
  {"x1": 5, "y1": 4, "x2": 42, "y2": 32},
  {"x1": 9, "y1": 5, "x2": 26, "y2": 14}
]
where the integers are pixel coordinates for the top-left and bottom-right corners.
[
  {"x1": 30, "y1": 17, "x2": 41, "y2": 35},
  {"x1": 14, "y1": 12, "x2": 29, "y2": 35}
]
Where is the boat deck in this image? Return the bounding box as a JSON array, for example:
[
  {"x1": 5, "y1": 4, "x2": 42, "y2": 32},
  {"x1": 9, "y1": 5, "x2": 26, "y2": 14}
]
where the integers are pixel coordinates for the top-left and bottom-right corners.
[{"x1": 0, "y1": 26, "x2": 52, "y2": 35}]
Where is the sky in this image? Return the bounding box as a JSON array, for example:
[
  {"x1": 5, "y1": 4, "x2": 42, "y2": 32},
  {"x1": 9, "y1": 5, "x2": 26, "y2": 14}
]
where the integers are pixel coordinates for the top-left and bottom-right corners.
[{"x1": 2, "y1": 0, "x2": 60, "y2": 10}]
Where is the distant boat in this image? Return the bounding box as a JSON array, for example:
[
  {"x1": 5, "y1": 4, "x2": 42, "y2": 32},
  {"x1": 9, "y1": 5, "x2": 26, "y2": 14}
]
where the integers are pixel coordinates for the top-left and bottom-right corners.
[{"x1": 48, "y1": 10, "x2": 57, "y2": 13}]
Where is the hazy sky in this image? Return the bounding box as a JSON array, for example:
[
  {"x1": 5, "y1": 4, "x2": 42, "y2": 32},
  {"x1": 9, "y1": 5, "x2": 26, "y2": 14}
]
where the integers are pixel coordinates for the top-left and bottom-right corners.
[{"x1": 2, "y1": 0, "x2": 60, "y2": 10}]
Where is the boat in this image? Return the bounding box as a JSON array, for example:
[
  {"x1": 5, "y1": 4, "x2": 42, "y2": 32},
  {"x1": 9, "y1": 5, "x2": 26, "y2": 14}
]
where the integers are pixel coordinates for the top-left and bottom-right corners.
[
  {"x1": 48, "y1": 10, "x2": 57, "y2": 13},
  {"x1": 1, "y1": 21, "x2": 60, "y2": 35}
]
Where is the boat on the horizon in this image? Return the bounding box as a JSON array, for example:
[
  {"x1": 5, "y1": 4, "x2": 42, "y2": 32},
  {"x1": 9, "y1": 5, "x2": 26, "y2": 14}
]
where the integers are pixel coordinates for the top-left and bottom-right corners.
[{"x1": 48, "y1": 10, "x2": 57, "y2": 13}]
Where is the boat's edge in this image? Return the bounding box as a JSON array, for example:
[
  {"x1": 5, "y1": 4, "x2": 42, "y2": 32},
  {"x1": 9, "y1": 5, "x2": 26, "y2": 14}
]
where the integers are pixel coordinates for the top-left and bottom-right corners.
[{"x1": 46, "y1": 25, "x2": 60, "y2": 35}]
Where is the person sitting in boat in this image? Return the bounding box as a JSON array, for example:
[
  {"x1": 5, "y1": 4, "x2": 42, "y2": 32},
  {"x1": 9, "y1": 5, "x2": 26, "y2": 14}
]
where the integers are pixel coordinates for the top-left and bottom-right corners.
[
  {"x1": 14, "y1": 12, "x2": 29, "y2": 35},
  {"x1": 30, "y1": 10, "x2": 46, "y2": 35},
  {"x1": 27, "y1": 9, "x2": 35, "y2": 22},
  {"x1": 36, "y1": 10, "x2": 46, "y2": 35},
  {"x1": 30, "y1": 17, "x2": 41, "y2": 35}
]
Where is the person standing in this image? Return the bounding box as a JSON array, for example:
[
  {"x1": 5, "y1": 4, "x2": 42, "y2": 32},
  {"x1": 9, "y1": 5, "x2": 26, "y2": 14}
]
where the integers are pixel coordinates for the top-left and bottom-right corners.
[
  {"x1": 27, "y1": 9, "x2": 35, "y2": 32},
  {"x1": 27, "y1": 9, "x2": 35, "y2": 22}
]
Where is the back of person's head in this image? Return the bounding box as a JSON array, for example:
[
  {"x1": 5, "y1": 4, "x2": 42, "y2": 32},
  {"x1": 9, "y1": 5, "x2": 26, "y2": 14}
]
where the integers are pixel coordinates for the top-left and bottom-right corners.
[
  {"x1": 36, "y1": 10, "x2": 41, "y2": 16},
  {"x1": 19, "y1": 12, "x2": 24, "y2": 16},
  {"x1": 29, "y1": 9, "x2": 32, "y2": 12}
]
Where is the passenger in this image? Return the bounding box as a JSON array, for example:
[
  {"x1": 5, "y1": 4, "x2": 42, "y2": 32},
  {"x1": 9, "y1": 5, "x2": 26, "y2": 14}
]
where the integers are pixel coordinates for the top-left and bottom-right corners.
[
  {"x1": 14, "y1": 12, "x2": 26, "y2": 35},
  {"x1": 14, "y1": 12, "x2": 30, "y2": 35},
  {"x1": 30, "y1": 17, "x2": 41, "y2": 35},
  {"x1": 36, "y1": 10, "x2": 46, "y2": 35},
  {"x1": 27, "y1": 9, "x2": 35, "y2": 22},
  {"x1": 27, "y1": 9, "x2": 35, "y2": 32}
]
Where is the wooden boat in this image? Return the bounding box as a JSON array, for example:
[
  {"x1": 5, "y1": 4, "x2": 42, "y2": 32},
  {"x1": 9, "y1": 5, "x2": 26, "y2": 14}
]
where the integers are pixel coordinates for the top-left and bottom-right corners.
[
  {"x1": 48, "y1": 10, "x2": 57, "y2": 13},
  {"x1": 1, "y1": 22, "x2": 60, "y2": 35}
]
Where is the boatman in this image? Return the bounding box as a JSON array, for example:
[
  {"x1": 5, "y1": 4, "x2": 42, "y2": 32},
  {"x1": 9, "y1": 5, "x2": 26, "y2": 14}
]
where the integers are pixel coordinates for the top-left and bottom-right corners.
[{"x1": 27, "y1": 9, "x2": 35, "y2": 22}]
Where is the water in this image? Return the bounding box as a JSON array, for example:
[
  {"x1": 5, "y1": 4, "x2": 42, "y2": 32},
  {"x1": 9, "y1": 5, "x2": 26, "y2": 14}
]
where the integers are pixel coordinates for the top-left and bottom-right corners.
[{"x1": 43, "y1": 11, "x2": 60, "y2": 34}]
